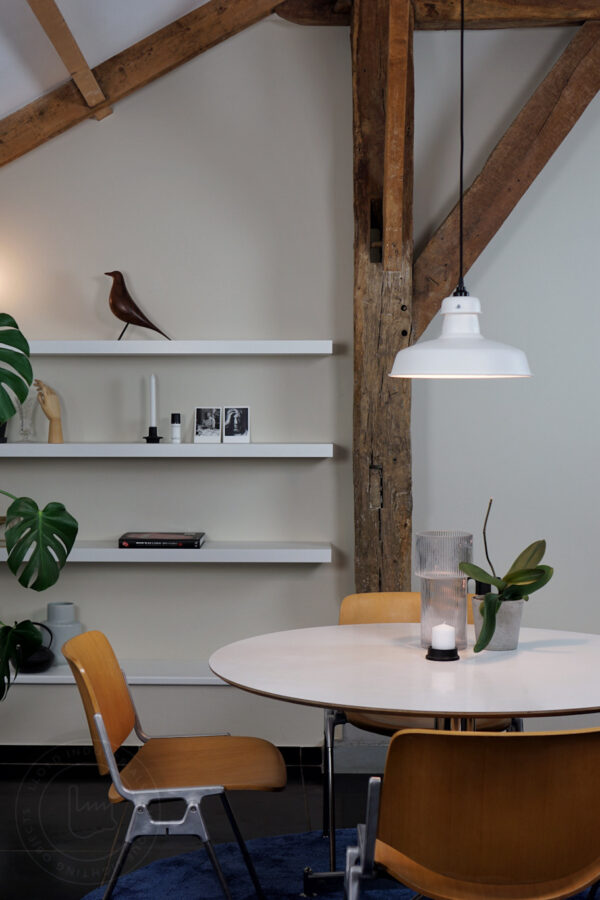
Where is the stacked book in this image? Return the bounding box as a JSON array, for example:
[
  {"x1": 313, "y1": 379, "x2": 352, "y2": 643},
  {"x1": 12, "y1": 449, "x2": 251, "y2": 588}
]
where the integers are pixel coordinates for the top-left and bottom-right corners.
[{"x1": 118, "y1": 532, "x2": 206, "y2": 549}]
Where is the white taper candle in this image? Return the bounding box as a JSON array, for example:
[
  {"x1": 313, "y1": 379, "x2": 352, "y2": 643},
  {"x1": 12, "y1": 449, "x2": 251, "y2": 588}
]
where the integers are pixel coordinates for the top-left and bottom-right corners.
[{"x1": 150, "y1": 373, "x2": 157, "y2": 427}]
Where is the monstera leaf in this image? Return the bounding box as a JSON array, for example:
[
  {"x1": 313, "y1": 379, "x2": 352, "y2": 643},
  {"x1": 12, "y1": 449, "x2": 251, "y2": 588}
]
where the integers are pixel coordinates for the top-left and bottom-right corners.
[
  {"x1": 5, "y1": 497, "x2": 78, "y2": 591},
  {"x1": 0, "y1": 313, "x2": 33, "y2": 423},
  {"x1": 0, "y1": 620, "x2": 43, "y2": 700}
]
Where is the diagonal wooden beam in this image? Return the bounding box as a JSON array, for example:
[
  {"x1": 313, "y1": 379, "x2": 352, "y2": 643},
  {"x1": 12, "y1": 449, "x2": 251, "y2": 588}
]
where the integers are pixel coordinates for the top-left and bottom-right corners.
[
  {"x1": 1, "y1": 0, "x2": 288, "y2": 167},
  {"x1": 277, "y1": 0, "x2": 600, "y2": 29},
  {"x1": 413, "y1": 19, "x2": 600, "y2": 340},
  {"x1": 26, "y1": 0, "x2": 112, "y2": 121},
  {"x1": 353, "y1": 0, "x2": 413, "y2": 592},
  {"x1": 277, "y1": 0, "x2": 352, "y2": 26}
]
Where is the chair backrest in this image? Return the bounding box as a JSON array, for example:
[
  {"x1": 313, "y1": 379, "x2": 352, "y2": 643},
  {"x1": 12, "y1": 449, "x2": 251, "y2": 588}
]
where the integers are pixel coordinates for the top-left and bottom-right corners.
[
  {"x1": 378, "y1": 729, "x2": 600, "y2": 893},
  {"x1": 339, "y1": 592, "x2": 421, "y2": 625},
  {"x1": 63, "y1": 631, "x2": 135, "y2": 775},
  {"x1": 339, "y1": 591, "x2": 474, "y2": 625}
]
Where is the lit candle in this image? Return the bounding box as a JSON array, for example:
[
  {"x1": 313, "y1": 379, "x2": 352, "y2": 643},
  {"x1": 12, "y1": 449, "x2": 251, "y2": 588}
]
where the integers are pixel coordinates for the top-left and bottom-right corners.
[
  {"x1": 431, "y1": 623, "x2": 456, "y2": 651},
  {"x1": 149, "y1": 374, "x2": 157, "y2": 428}
]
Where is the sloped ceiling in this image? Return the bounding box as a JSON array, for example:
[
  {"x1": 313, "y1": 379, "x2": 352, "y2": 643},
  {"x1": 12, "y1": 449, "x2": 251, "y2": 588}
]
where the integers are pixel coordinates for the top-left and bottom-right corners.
[{"x1": 0, "y1": 0, "x2": 206, "y2": 118}]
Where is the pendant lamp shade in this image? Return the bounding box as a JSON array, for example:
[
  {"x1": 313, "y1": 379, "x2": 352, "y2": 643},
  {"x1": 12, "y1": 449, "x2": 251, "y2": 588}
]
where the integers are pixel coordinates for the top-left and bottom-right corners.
[{"x1": 389, "y1": 296, "x2": 531, "y2": 379}]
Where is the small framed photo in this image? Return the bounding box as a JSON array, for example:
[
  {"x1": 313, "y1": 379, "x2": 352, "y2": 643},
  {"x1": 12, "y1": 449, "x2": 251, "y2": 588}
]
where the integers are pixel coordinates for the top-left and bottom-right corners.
[
  {"x1": 223, "y1": 406, "x2": 250, "y2": 443},
  {"x1": 194, "y1": 407, "x2": 222, "y2": 443}
]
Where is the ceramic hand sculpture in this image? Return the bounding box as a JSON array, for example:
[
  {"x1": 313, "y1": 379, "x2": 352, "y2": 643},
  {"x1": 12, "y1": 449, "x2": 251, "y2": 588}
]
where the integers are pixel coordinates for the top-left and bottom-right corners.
[
  {"x1": 105, "y1": 270, "x2": 170, "y2": 340},
  {"x1": 34, "y1": 379, "x2": 63, "y2": 444}
]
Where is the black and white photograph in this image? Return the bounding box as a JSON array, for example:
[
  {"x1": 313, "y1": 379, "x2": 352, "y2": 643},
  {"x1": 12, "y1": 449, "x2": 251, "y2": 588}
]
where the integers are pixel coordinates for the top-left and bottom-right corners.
[
  {"x1": 223, "y1": 406, "x2": 250, "y2": 443},
  {"x1": 194, "y1": 406, "x2": 221, "y2": 443}
]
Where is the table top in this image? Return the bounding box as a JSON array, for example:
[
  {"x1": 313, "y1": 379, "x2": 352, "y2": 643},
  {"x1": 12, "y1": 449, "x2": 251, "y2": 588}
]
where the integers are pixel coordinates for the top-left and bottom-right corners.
[{"x1": 209, "y1": 623, "x2": 600, "y2": 719}]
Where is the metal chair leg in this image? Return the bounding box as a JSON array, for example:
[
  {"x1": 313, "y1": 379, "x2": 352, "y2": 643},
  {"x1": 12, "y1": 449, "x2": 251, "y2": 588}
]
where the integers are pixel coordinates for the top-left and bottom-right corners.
[
  {"x1": 102, "y1": 840, "x2": 133, "y2": 900},
  {"x1": 204, "y1": 838, "x2": 234, "y2": 900},
  {"x1": 323, "y1": 709, "x2": 341, "y2": 870},
  {"x1": 220, "y1": 793, "x2": 266, "y2": 899}
]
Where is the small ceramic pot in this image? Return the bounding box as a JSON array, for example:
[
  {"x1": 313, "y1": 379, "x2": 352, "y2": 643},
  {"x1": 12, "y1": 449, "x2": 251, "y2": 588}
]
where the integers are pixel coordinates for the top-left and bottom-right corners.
[
  {"x1": 42, "y1": 602, "x2": 84, "y2": 666},
  {"x1": 471, "y1": 595, "x2": 525, "y2": 651}
]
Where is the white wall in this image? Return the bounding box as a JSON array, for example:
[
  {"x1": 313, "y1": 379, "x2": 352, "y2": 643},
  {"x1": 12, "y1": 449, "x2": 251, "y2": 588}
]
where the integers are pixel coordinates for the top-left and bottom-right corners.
[
  {"x1": 412, "y1": 25, "x2": 600, "y2": 642},
  {"x1": 1, "y1": 19, "x2": 598, "y2": 744},
  {"x1": 0, "y1": 19, "x2": 354, "y2": 744}
]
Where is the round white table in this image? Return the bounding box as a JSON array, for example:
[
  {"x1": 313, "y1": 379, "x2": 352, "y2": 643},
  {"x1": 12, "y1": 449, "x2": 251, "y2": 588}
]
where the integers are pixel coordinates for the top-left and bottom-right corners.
[
  {"x1": 209, "y1": 623, "x2": 600, "y2": 722},
  {"x1": 211, "y1": 623, "x2": 600, "y2": 893}
]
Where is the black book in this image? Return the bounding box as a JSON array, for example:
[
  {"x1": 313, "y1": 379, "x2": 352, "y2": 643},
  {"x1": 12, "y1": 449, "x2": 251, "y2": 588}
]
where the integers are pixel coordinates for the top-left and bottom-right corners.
[{"x1": 118, "y1": 531, "x2": 206, "y2": 549}]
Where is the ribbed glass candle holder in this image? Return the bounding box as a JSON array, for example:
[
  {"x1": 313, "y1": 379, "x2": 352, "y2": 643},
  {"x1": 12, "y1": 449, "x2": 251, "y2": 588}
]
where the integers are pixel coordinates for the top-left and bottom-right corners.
[{"x1": 415, "y1": 531, "x2": 472, "y2": 649}]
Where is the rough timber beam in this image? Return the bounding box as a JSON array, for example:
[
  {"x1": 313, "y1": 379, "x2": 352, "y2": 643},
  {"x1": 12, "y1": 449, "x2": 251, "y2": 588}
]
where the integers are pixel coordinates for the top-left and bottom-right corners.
[
  {"x1": 413, "y1": 19, "x2": 600, "y2": 340},
  {"x1": 353, "y1": 0, "x2": 413, "y2": 592},
  {"x1": 277, "y1": 0, "x2": 352, "y2": 25},
  {"x1": 278, "y1": 0, "x2": 599, "y2": 28},
  {"x1": 414, "y1": 1, "x2": 600, "y2": 30},
  {"x1": 26, "y1": 0, "x2": 112, "y2": 121},
  {"x1": 0, "y1": 0, "x2": 288, "y2": 167}
]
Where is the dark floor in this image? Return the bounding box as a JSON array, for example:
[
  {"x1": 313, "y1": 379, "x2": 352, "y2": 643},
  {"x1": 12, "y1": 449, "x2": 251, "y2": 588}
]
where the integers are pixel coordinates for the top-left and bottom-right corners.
[{"x1": 0, "y1": 746, "x2": 370, "y2": 900}]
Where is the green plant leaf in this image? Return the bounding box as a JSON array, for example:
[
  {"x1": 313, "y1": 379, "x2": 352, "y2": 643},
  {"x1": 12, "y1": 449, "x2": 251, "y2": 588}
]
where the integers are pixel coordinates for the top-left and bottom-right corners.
[
  {"x1": 0, "y1": 314, "x2": 33, "y2": 423},
  {"x1": 0, "y1": 620, "x2": 42, "y2": 699},
  {"x1": 459, "y1": 562, "x2": 505, "y2": 590},
  {"x1": 5, "y1": 497, "x2": 78, "y2": 591},
  {"x1": 474, "y1": 593, "x2": 503, "y2": 652},
  {"x1": 519, "y1": 564, "x2": 553, "y2": 595},
  {"x1": 505, "y1": 540, "x2": 546, "y2": 577},
  {"x1": 503, "y1": 566, "x2": 545, "y2": 586}
]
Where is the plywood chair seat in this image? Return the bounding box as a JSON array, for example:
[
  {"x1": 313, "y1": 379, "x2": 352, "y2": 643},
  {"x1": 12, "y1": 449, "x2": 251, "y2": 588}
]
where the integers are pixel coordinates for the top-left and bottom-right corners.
[
  {"x1": 374, "y1": 839, "x2": 600, "y2": 900},
  {"x1": 346, "y1": 710, "x2": 513, "y2": 735},
  {"x1": 108, "y1": 734, "x2": 286, "y2": 802}
]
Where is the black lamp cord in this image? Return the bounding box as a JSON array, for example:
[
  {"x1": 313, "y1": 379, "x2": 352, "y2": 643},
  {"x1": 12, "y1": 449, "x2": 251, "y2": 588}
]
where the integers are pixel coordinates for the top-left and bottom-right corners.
[{"x1": 454, "y1": 0, "x2": 469, "y2": 298}]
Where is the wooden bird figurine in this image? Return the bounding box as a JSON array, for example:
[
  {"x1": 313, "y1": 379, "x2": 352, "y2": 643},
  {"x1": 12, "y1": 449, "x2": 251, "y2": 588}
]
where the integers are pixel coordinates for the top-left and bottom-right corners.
[{"x1": 105, "y1": 271, "x2": 170, "y2": 340}]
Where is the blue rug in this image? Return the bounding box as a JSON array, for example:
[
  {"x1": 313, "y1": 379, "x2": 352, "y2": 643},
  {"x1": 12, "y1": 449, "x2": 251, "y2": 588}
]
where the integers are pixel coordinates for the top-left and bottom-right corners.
[{"x1": 81, "y1": 829, "x2": 596, "y2": 899}]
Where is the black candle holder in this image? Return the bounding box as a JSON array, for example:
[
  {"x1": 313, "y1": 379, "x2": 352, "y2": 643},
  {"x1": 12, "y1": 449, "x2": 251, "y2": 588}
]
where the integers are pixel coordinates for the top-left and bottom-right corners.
[
  {"x1": 426, "y1": 646, "x2": 460, "y2": 662},
  {"x1": 143, "y1": 426, "x2": 163, "y2": 443}
]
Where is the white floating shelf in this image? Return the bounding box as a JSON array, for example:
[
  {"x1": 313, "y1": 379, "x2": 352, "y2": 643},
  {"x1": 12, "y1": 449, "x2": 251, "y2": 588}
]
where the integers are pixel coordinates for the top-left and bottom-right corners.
[
  {"x1": 28, "y1": 340, "x2": 333, "y2": 356},
  {"x1": 15, "y1": 659, "x2": 226, "y2": 686},
  {"x1": 0, "y1": 442, "x2": 334, "y2": 458},
  {"x1": 0, "y1": 540, "x2": 332, "y2": 564}
]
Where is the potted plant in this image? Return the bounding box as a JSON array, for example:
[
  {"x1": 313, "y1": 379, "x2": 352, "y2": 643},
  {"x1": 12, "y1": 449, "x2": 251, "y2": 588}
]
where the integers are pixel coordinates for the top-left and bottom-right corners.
[
  {"x1": 0, "y1": 313, "x2": 78, "y2": 697},
  {"x1": 459, "y1": 500, "x2": 553, "y2": 652}
]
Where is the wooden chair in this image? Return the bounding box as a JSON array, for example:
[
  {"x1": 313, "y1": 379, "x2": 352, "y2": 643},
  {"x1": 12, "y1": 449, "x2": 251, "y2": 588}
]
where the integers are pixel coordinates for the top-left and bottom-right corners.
[
  {"x1": 345, "y1": 728, "x2": 600, "y2": 899},
  {"x1": 323, "y1": 591, "x2": 520, "y2": 870},
  {"x1": 63, "y1": 631, "x2": 286, "y2": 900}
]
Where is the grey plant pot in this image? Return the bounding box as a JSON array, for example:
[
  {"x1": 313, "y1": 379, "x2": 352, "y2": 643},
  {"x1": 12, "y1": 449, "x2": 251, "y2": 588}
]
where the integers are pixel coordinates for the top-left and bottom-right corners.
[{"x1": 471, "y1": 596, "x2": 525, "y2": 651}]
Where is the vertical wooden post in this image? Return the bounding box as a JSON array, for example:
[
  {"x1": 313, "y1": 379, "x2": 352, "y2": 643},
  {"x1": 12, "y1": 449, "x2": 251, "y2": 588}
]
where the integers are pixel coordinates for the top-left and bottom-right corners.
[{"x1": 352, "y1": 0, "x2": 414, "y2": 592}]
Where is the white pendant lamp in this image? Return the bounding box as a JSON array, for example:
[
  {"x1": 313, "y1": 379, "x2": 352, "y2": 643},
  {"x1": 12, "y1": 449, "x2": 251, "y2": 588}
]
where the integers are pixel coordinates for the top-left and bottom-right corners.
[{"x1": 389, "y1": 0, "x2": 531, "y2": 380}]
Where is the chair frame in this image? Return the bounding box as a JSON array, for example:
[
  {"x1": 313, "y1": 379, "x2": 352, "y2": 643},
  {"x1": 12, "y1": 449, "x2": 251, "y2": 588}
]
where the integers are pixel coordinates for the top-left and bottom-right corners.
[
  {"x1": 93, "y1": 688, "x2": 267, "y2": 900},
  {"x1": 65, "y1": 638, "x2": 270, "y2": 900}
]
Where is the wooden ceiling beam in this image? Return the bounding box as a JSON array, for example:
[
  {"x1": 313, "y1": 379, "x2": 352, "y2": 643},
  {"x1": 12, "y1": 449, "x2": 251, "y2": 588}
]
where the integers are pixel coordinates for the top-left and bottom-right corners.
[
  {"x1": 277, "y1": 0, "x2": 352, "y2": 26},
  {"x1": 414, "y1": 1, "x2": 600, "y2": 30},
  {"x1": 278, "y1": 0, "x2": 599, "y2": 28},
  {"x1": 1, "y1": 0, "x2": 288, "y2": 167},
  {"x1": 412, "y1": 20, "x2": 600, "y2": 340},
  {"x1": 26, "y1": 0, "x2": 112, "y2": 120},
  {"x1": 352, "y1": 0, "x2": 414, "y2": 592}
]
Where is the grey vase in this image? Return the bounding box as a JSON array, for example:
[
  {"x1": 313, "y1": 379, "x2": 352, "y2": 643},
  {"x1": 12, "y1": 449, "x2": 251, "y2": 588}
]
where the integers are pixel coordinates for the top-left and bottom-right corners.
[
  {"x1": 471, "y1": 595, "x2": 525, "y2": 651},
  {"x1": 42, "y1": 602, "x2": 84, "y2": 666}
]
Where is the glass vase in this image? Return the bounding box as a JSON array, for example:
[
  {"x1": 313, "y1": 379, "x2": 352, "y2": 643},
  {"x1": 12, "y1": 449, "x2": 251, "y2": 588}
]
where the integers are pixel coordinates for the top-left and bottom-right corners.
[
  {"x1": 15, "y1": 388, "x2": 38, "y2": 442},
  {"x1": 415, "y1": 530, "x2": 472, "y2": 649}
]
